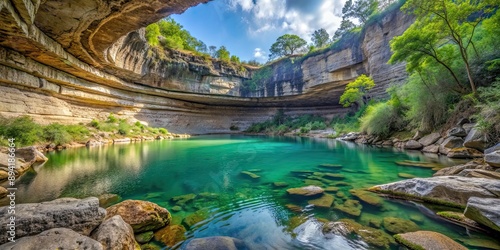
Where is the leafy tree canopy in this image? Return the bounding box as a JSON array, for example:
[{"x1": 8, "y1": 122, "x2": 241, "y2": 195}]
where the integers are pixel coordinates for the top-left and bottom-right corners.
[
  {"x1": 339, "y1": 74, "x2": 375, "y2": 107},
  {"x1": 216, "y1": 46, "x2": 230, "y2": 61},
  {"x1": 311, "y1": 28, "x2": 330, "y2": 48},
  {"x1": 342, "y1": 0, "x2": 378, "y2": 24},
  {"x1": 269, "y1": 34, "x2": 307, "y2": 59}
]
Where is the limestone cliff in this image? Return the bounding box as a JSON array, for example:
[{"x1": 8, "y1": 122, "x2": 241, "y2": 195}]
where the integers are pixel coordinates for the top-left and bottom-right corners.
[
  {"x1": 241, "y1": 7, "x2": 413, "y2": 104},
  {"x1": 0, "y1": 0, "x2": 413, "y2": 134}
]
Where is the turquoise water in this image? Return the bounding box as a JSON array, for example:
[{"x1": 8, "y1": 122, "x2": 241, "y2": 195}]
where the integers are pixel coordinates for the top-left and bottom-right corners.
[{"x1": 4, "y1": 135, "x2": 499, "y2": 249}]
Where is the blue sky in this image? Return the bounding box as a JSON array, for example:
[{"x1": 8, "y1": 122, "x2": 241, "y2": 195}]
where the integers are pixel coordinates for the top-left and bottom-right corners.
[{"x1": 172, "y1": 0, "x2": 347, "y2": 62}]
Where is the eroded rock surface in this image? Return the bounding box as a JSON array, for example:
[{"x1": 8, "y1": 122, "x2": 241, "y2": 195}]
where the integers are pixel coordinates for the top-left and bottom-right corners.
[
  {"x1": 464, "y1": 197, "x2": 500, "y2": 232},
  {"x1": 0, "y1": 228, "x2": 103, "y2": 250},
  {"x1": 91, "y1": 215, "x2": 140, "y2": 250},
  {"x1": 105, "y1": 200, "x2": 171, "y2": 233},
  {"x1": 394, "y1": 231, "x2": 467, "y2": 250},
  {"x1": 0, "y1": 197, "x2": 105, "y2": 244}
]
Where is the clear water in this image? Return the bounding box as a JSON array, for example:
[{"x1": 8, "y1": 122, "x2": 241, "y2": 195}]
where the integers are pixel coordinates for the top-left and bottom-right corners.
[{"x1": 3, "y1": 135, "x2": 498, "y2": 249}]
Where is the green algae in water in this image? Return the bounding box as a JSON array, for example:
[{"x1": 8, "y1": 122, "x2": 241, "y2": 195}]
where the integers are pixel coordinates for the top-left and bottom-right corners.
[{"x1": 4, "y1": 135, "x2": 494, "y2": 249}]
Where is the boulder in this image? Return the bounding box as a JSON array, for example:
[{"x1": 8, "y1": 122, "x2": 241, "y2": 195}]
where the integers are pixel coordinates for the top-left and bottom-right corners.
[
  {"x1": 106, "y1": 200, "x2": 171, "y2": 233},
  {"x1": 91, "y1": 215, "x2": 139, "y2": 250},
  {"x1": 422, "y1": 144, "x2": 439, "y2": 154},
  {"x1": 240, "y1": 171, "x2": 260, "y2": 179},
  {"x1": 456, "y1": 118, "x2": 470, "y2": 126},
  {"x1": 153, "y1": 224, "x2": 186, "y2": 247},
  {"x1": 485, "y1": 143, "x2": 500, "y2": 154},
  {"x1": 462, "y1": 123, "x2": 476, "y2": 134},
  {"x1": 341, "y1": 132, "x2": 359, "y2": 141},
  {"x1": 446, "y1": 127, "x2": 467, "y2": 137},
  {"x1": 417, "y1": 133, "x2": 441, "y2": 147},
  {"x1": 439, "y1": 136, "x2": 464, "y2": 155},
  {"x1": 0, "y1": 197, "x2": 105, "y2": 244},
  {"x1": 464, "y1": 197, "x2": 500, "y2": 232},
  {"x1": 458, "y1": 169, "x2": 500, "y2": 180},
  {"x1": 463, "y1": 128, "x2": 487, "y2": 151},
  {"x1": 485, "y1": 150, "x2": 500, "y2": 167},
  {"x1": 0, "y1": 228, "x2": 103, "y2": 250},
  {"x1": 446, "y1": 147, "x2": 483, "y2": 159},
  {"x1": 382, "y1": 217, "x2": 419, "y2": 234},
  {"x1": 286, "y1": 185, "x2": 324, "y2": 197},
  {"x1": 184, "y1": 236, "x2": 249, "y2": 250},
  {"x1": 368, "y1": 176, "x2": 500, "y2": 208},
  {"x1": 323, "y1": 219, "x2": 393, "y2": 249},
  {"x1": 273, "y1": 182, "x2": 289, "y2": 187},
  {"x1": 404, "y1": 140, "x2": 423, "y2": 150},
  {"x1": 16, "y1": 146, "x2": 48, "y2": 163},
  {"x1": 433, "y1": 162, "x2": 478, "y2": 176},
  {"x1": 0, "y1": 146, "x2": 47, "y2": 181},
  {"x1": 394, "y1": 231, "x2": 467, "y2": 250}
]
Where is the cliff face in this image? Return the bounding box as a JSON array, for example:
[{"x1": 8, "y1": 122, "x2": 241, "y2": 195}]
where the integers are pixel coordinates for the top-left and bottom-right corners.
[
  {"x1": 242, "y1": 9, "x2": 413, "y2": 104},
  {"x1": 0, "y1": 0, "x2": 413, "y2": 134}
]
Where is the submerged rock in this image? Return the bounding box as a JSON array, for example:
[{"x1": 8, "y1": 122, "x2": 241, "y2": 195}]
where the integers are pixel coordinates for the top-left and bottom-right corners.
[
  {"x1": 0, "y1": 197, "x2": 105, "y2": 244},
  {"x1": 436, "y1": 211, "x2": 484, "y2": 231},
  {"x1": 349, "y1": 189, "x2": 383, "y2": 207},
  {"x1": 368, "y1": 176, "x2": 500, "y2": 208},
  {"x1": 398, "y1": 173, "x2": 416, "y2": 179},
  {"x1": 318, "y1": 163, "x2": 343, "y2": 169},
  {"x1": 106, "y1": 200, "x2": 171, "y2": 233},
  {"x1": 323, "y1": 219, "x2": 393, "y2": 249},
  {"x1": 394, "y1": 231, "x2": 467, "y2": 250},
  {"x1": 334, "y1": 199, "x2": 363, "y2": 217},
  {"x1": 395, "y1": 160, "x2": 440, "y2": 169},
  {"x1": 324, "y1": 186, "x2": 340, "y2": 192},
  {"x1": 308, "y1": 193, "x2": 334, "y2": 208},
  {"x1": 240, "y1": 171, "x2": 260, "y2": 179},
  {"x1": 286, "y1": 185, "x2": 324, "y2": 197},
  {"x1": 464, "y1": 197, "x2": 500, "y2": 232},
  {"x1": 0, "y1": 228, "x2": 103, "y2": 250},
  {"x1": 135, "y1": 231, "x2": 154, "y2": 244},
  {"x1": 273, "y1": 182, "x2": 289, "y2": 187},
  {"x1": 154, "y1": 224, "x2": 186, "y2": 247},
  {"x1": 184, "y1": 236, "x2": 249, "y2": 250},
  {"x1": 322, "y1": 173, "x2": 345, "y2": 180},
  {"x1": 98, "y1": 193, "x2": 121, "y2": 208},
  {"x1": 171, "y1": 193, "x2": 196, "y2": 206},
  {"x1": 91, "y1": 215, "x2": 139, "y2": 250},
  {"x1": 382, "y1": 217, "x2": 419, "y2": 234},
  {"x1": 182, "y1": 209, "x2": 209, "y2": 229}
]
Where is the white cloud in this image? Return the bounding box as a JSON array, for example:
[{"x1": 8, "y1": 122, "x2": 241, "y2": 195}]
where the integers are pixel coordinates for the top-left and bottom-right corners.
[
  {"x1": 253, "y1": 48, "x2": 267, "y2": 60},
  {"x1": 226, "y1": 0, "x2": 347, "y2": 42}
]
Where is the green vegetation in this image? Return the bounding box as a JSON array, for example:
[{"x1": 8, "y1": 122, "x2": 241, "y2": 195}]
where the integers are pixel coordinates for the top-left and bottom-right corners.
[
  {"x1": 0, "y1": 115, "x2": 171, "y2": 147},
  {"x1": 311, "y1": 28, "x2": 330, "y2": 48},
  {"x1": 246, "y1": 110, "x2": 327, "y2": 135},
  {"x1": 342, "y1": 0, "x2": 379, "y2": 24},
  {"x1": 269, "y1": 34, "x2": 307, "y2": 59},
  {"x1": 339, "y1": 74, "x2": 375, "y2": 108}
]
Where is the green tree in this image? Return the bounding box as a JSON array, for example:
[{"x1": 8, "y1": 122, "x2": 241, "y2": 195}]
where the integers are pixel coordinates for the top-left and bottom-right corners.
[
  {"x1": 311, "y1": 28, "x2": 330, "y2": 48},
  {"x1": 342, "y1": 0, "x2": 378, "y2": 24},
  {"x1": 339, "y1": 74, "x2": 375, "y2": 107},
  {"x1": 269, "y1": 34, "x2": 307, "y2": 59},
  {"x1": 393, "y1": 0, "x2": 498, "y2": 93},
  {"x1": 230, "y1": 55, "x2": 240, "y2": 63},
  {"x1": 145, "y1": 23, "x2": 160, "y2": 46},
  {"x1": 333, "y1": 18, "x2": 356, "y2": 41},
  {"x1": 209, "y1": 46, "x2": 217, "y2": 57},
  {"x1": 216, "y1": 46, "x2": 230, "y2": 61}
]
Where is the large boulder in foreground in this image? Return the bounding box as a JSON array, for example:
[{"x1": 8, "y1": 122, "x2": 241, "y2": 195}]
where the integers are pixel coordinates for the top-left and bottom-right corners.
[
  {"x1": 0, "y1": 197, "x2": 105, "y2": 244},
  {"x1": 368, "y1": 176, "x2": 500, "y2": 208},
  {"x1": 0, "y1": 228, "x2": 103, "y2": 250},
  {"x1": 286, "y1": 185, "x2": 324, "y2": 197},
  {"x1": 394, "y1": 231, "x2": 467, "y2": 250},
  {"x1": 464, "y1": 197, "x2": 500, "y2": 233},
  {"x1": 184, "y1": 236, "x2": 249, "y2": 250},
  {"x1": 106, "y1": 200, "x2": 171, "y2": 233},
  {"x1": 91, "y1": 215, "x2": 140, "y2": 250}
]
